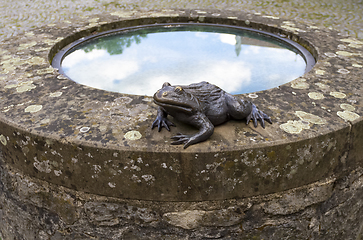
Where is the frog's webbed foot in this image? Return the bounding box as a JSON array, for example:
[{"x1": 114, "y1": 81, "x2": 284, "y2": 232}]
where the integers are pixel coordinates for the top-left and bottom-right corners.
[
  {"x1": 171, "y1": 133, "x2": 197, "y2": 149},
  {"x1": 152, "y1": 116, "x2": 176, "y2": 132},
  {"x1": 246, "y1": 104, "x2": 272, "y2": 128}
]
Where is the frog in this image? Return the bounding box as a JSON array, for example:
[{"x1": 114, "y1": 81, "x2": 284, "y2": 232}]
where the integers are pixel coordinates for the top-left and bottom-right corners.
[{"x1": 152, "y1": 81, "x2": 272, "y2": 148}]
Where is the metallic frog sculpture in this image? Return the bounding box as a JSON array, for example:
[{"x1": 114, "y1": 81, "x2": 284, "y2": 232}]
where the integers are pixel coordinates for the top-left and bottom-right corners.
[{"x1": 152, "y1": 81, "x2": 272, "y2": 148}]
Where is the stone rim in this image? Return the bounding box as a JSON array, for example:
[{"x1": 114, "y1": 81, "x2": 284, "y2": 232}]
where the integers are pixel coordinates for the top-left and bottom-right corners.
[{"x1": 0, "y1": 9, "x2": 362, "y2": 201}]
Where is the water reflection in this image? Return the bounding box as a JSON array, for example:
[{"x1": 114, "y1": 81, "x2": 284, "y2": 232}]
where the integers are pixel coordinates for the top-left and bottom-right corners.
[
  {"x1": 62, "y1": 25, "x2": 307, "y2": 95},
  {"x1": 82, "y1": 33, "x2": 147, "y2": 55}
]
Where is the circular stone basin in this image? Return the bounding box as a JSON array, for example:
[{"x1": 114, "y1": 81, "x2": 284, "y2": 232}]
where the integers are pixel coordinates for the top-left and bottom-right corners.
[
  {"x1": 1, "y1": 9, "x2": 363, "y2": 239},
  {"x1": 53, "y1": 24, "x2": 315, "y2": 95},
  {"x1": 1, "y1": 9, "x2": 363, "y2": 240},
  {"x1": 1, "y1": 10, "x2": 362, "y2": 203}
]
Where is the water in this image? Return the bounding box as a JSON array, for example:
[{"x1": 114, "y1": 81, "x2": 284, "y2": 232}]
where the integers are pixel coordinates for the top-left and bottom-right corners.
[{"x1": 61, "y1": 25, "x2": 309, "y2": 95}]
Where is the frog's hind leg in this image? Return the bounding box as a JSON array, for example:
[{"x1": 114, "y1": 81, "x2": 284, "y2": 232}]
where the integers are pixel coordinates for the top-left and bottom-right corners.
[
  {"x1": 246, "y1": 104, "x2": 272, "y2": 128},
  {"x1": 226, "y1": 94, "x2": 272, "y2": 128},
  {"x1": 226, "y1": 95, "x2": 253, "y2": 120}
]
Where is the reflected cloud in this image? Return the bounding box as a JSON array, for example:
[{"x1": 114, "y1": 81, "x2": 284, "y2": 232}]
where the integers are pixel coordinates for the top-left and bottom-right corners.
[
  {"x1": 61, "y1": 26, "x2": 306, "y2": 96},
  {"x1": 242, "y1": 45, "x2": 261, "y2": 55},
  {"x1": 194, "y1": 60, "x2": 251, "y2": 93},
  {"x1": 143, "y1": 60, "x2": 251, "y2": 95},
  {"x1": 219, "y1": 34, "x2": 237, "y2": 45},
  {"x1": 194, "y1": 32, "x2": 210, "y2": 39},
  {"x1": 63, "y1": 50, "x2": 139, "y2": 91},
  {"x1": 62, "y1": 49, "x2": 108, "y2": 67}
]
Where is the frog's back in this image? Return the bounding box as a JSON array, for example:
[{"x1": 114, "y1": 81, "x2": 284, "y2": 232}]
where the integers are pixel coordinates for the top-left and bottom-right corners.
[
  {"x1": 183, "y1": 82, "x2": 229, "y2": 125},
  {"x1": 183, "y1": 82, "x2": 225, "y2": 104}
]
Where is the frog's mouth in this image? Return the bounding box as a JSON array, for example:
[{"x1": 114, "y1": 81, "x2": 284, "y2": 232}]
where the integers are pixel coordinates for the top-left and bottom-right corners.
[{"x1": 153, "y1": 100, "x2": 193, "y2": 113}]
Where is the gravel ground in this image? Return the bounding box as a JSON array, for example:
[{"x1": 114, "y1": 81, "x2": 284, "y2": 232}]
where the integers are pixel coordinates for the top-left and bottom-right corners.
[{"x1": 0, "y1": 0, "x2": 362, "y2": 43}]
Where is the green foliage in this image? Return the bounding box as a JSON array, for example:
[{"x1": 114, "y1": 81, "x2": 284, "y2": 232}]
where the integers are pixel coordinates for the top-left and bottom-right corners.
[{"x1": 82, "y1": 33, "x2": 147, "y2": 55}]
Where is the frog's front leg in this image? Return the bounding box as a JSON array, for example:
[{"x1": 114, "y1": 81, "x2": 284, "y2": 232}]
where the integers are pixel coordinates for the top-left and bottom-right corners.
[
  {"x1": 170, "y1": 113, "x2": 214, "y2": 149},
  {"x1": 151, "y1": 107, "x2": 176, "y2": 131}
]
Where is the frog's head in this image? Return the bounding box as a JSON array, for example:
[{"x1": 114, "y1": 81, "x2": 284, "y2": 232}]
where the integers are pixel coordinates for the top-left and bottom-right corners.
[{"x1": 153, "y1": 82, "x2": 201, "y2": 113}]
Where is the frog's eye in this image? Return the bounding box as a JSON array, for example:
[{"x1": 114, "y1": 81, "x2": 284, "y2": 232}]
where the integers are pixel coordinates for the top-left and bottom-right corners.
[
  {"x1": 174, "y1": 86, "x2": 183, "y2": 94},
  {"x1": 162, "y1": 92, "x2": 168, "y2": 97}
]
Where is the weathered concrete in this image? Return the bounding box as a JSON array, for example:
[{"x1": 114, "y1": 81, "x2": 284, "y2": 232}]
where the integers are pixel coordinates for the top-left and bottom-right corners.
[
  {"x1": 0, "y1": 9, "x2": 362, "y2": 201},
  {"x1": 1, "y1": 153, "x2": 363, "y2": 239},
  {"x1": 0, "y1": 8, "x2": 362, "y2": 239}
]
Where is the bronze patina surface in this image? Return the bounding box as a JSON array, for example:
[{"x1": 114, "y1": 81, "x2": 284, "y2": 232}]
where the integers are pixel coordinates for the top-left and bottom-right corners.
[{"x1": 152, "y1": 81, "x2": 272, "y2": 148}]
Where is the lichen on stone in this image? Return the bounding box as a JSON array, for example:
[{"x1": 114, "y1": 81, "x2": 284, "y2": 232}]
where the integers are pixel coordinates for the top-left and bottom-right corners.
[
  {"x1": 281, "y1": 25, "x2": 303, "y2": 32},
  {"x1": 295, "y1": 111, "x2": 327, "y2": 125},
  {"x1": 25, "y1": 105, "x2": 43, "y2": 113},
  {"x1": 18, "y1": 41, "x2": 37, "y2": 50},
  {"x1": 54, "y1": 170, "x2": 62, "y2": 176},
  {"x1": 110, "y1": 10, "x2": 137, "y2": 18},
  {"x1": 337, "y1": 111, "x2": 360, "y2": 122},
  {"x1": 80, "y1": 127, "x2": 90, "y2": 133},
  {"x1": 28, "y1": 57, "x2": 46, "y2": 66},
  {"x1": 315, "y1": 69, "x2": 326, "y2": 75},
  {"x1": 33, "y1": 159, "x2": 52, "y2": 173},
  {"x1": 337, "y1": 68, "x2": 350, "y2": 74},
  {"x1": 35, "y1": 47, "x2": 51, "y2": 52},
  {"x1": 340, "y1": 38, "x2": 363, "y2": 45},
  {"x1": 280, "y1": 120, "x2": 310, "y2": 134},
  {"x1": 16, "y1": 81, "x2": 36, "y2": 93},
  {"x1": 5, "y1": 80, "x2": 33, "y2": 89},
  {"x1": 308, "y1": 25, "x2": 320, "y2": 29},
  {"x1": 336, "y1": 51, "x2": 355, "y2": 57},
  {"x1": 141, "y1": 174, "x2": 155, "y2": 183},
  {"x1": 340, "y1": 103, "x2": 355, "y2": 111},
  {"x1": 149, "y1": 12, "x2": 179, "y2": 17},
  {"x1": 25, "y1": 32, "x2": 35, "y2": 37},
  {"x1": 315, "y1": 82, "x2": 329, "y2": 89},
  {"x1": 49, "y1": 92, "x2": 63, "y2": 97},
  {"x1": 281, "y1": 21, "x2": 306, "y2": 32},
  {"x1": 163, "y1": 207, "x2": 244, "y2": 229},
  {"x1": 88, "y1": 17, "x2": 99, "y2": 23},
  {"x1": 330, "y1": 92, "x2": 346, "y2": 99},
  {"x1": 88, "y1": 22, "x2": 99, "y2": 28},
  {"x1": 124, "y1": 130, "x2": 142, "y2": 140},
  {"x1": 291, "y1": 78, "x2": 309, "y2": 89},
  {"x1": 308, "y1": 92, "x2": 324, "y2": 100},
  {"x1": 348, "y1": 43, "x2": 363, "y2": 49},
  {"x1": 248, "y1": 93, "x2": 258, "y2": 98},
  {"x1": 37, "y1": 67, "x2": 56, "y2": 75},
  {"x1": 262, "y1": 15, "x2": 279, "y2": 19},
  {"x1": 352, "y1": 63, "x2": 362, "y2": 68},
  {"x1": 324, "y1": 52, "x2": 337, "y2": 57},
  {"x1": 43, "y1": 37, "x2": 64, "y2": 46},
  {"x1": 0, "y1": 134, "x2": 7, "y2": 146}
]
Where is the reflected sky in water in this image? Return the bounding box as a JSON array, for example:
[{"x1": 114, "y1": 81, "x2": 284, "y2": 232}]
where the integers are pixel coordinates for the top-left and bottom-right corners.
[{"x1": 62, "y1": 26, "x2": 307, "y2": 95}]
